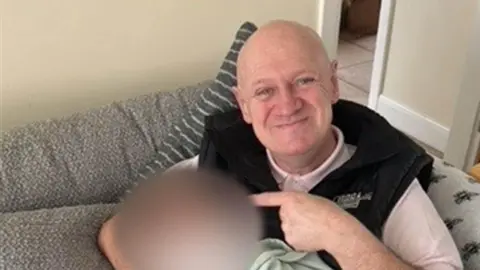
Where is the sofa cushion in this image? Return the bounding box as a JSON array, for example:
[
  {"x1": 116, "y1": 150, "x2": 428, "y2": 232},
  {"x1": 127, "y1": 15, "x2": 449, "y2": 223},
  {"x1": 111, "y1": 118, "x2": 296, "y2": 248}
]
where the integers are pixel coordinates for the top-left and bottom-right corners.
[
  {"x1": 427, "y1": 157, "x2": 480, "y2": 268},
  {"x1": 0, "y1": 204, "x2": 116, "y2": 270},
  {"x1": 3, "y1": 157, "x2": 479, "y2": 270},
  {"x1": 125, "y1": 22, "x2": 257, "y2": 196}
]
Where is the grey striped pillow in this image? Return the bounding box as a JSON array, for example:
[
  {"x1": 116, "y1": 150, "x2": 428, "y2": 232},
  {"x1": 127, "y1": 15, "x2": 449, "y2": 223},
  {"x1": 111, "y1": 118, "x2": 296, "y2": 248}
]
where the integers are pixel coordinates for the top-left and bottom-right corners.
[{"x1": 123, "y1": 22, "x2": 257, "y2": 197}]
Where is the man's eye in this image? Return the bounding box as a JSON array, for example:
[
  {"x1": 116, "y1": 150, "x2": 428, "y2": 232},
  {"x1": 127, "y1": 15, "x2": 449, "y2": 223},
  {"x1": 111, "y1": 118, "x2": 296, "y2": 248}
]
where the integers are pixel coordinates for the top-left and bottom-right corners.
[
  {"x1": 295, "y1": 77, "x2": 316, "y2": 86},
  {"x1": 254, "y1": 88, "x2": 274, "y2": 100}
]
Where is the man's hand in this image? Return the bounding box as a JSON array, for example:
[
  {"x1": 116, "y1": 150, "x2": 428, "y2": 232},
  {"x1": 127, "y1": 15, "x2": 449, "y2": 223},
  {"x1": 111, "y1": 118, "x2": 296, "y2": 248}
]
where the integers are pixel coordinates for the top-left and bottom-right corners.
[
  {"x1": 251, "y1": 191, "x2": 363, "y2": 252},
  {"x1": 251, "y1": 191, "x2": 415, "y2": 270}
]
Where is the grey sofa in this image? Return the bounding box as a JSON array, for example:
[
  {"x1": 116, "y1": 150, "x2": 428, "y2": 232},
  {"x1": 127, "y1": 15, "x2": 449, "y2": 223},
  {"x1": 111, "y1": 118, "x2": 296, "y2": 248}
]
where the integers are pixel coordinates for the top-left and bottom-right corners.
[
  {"x1": 2, "y1": 21, "x2": 480, "y2": 269},
  {"x1": 1, "y1": 79, "x2": 480, "y2": 269},
  {"x1": 0, "y1": 80, "x2": 209, "y2": 269}
]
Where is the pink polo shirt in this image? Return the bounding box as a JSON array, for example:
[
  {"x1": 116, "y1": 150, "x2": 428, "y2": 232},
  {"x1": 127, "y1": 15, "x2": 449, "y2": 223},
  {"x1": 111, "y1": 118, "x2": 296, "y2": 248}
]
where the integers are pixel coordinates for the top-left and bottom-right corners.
[{"x1": 169, "y1": 127, "x2": 463, "y2": 269}]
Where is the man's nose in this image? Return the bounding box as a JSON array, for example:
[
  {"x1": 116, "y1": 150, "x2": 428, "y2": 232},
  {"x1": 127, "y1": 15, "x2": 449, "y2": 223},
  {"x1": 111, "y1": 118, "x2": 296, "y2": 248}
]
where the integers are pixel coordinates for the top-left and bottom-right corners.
[{"x1": 276, "y1": 86, "x2": 302, "y2": 115}]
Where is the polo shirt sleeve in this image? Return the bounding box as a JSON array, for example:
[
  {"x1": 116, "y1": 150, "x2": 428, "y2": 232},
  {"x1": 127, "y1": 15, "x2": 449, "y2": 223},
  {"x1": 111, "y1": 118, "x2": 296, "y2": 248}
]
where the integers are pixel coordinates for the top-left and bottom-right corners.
[{"x1": 382, "y1": 179, "x2": 463, "y2": 269}]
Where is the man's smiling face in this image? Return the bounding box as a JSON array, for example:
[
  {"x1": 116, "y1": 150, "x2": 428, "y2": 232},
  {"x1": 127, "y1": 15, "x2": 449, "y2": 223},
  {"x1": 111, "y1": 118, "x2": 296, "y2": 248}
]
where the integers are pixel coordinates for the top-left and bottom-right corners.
[{"x1": 235, "y1": 21, "x2": 340, "y2": 158}]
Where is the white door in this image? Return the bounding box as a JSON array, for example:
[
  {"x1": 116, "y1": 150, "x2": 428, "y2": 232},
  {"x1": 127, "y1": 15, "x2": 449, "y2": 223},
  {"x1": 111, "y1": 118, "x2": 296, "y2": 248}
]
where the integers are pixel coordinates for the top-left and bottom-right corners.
[{"x1": 443, "y1": 1, "x2": 480, "y2": 171}]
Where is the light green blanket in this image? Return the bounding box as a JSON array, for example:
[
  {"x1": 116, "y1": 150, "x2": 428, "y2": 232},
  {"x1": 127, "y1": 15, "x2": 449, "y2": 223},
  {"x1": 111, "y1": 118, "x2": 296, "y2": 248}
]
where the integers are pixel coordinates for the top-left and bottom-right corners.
[{"x1": 250, "y1": 239, "x2": 333, "y2": 270}]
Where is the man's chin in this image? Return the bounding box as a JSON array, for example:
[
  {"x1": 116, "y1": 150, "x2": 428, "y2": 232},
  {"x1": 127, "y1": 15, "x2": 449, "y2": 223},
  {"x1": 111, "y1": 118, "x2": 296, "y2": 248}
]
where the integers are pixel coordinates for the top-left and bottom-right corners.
[{"x1": 274, "y1": 142, "x2": 313, "y2": 157}]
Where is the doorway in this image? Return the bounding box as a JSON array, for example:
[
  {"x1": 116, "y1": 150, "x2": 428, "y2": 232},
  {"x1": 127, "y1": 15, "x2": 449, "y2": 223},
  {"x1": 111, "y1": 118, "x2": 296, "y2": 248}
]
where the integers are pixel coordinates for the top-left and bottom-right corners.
[
  {"x1": 322, "y1": 0, "x2": 479, "y2": 161},
  {"x1": 335, "y1": 0, "x2": 380, "y2": 107}
]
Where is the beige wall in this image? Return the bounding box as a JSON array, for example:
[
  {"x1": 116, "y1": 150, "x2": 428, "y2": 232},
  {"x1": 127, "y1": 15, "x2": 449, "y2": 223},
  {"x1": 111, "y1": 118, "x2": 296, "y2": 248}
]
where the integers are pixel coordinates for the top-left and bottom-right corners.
[
  {"x1": 382, "y1": 0, "x2": 478, "y2": 128},
  {"x1": 1, "y1": 0, "x2": 319, "y2": 131}
]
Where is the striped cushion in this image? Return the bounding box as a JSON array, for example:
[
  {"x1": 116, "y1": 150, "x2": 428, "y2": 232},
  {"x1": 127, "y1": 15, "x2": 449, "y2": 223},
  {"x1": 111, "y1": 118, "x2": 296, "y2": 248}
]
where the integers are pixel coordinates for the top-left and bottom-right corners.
[{"x1": 123, "y1": 22, "x2": 257, "y2": 197}]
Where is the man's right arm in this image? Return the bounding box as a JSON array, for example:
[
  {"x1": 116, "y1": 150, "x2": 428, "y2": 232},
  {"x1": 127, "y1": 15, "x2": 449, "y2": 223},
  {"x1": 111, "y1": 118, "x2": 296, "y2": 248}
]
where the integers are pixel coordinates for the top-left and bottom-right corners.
[
  {"x1": 327, "y1": 230, "x2": 416, "y2": 270},
  {"x1": 97, "y1": 155, "x2": 200, "y2": 269}
]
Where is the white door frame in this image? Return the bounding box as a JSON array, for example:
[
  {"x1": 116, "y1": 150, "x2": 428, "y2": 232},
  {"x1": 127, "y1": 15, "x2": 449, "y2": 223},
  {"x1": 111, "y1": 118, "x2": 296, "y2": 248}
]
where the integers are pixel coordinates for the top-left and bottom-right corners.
[
  {"x1": 367, "y1": 0, "x2": 396, "y2": 110},
  {"x1": 316, "y1": 0, "x2": 343, "y2": 60},
  {"x1": 443, "y1": 2, "x2": 480, "y2": 171}
]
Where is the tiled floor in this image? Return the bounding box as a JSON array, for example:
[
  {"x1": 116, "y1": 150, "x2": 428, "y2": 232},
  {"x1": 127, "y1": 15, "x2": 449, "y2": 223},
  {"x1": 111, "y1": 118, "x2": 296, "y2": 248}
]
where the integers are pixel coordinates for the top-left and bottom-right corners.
[
  {"x1": 336, "y1": 34, "x2": 444, "y2": 158},
  {"x1": 337, "y1": 33, "x2": 376, "y2": 106}
]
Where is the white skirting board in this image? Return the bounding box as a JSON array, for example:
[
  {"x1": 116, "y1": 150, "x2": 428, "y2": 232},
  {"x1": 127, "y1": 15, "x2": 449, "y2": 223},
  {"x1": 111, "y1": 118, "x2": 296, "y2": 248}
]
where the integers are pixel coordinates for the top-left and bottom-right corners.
[{"x1": 376, "y1": 95, "x2": 450, "y2": 153}]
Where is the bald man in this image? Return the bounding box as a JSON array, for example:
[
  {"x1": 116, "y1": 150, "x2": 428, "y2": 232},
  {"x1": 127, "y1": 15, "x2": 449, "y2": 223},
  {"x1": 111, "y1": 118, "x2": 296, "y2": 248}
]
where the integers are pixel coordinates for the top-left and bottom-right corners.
[{"x1": 98, "y1": 21, "x2": 463, "y2": 269}]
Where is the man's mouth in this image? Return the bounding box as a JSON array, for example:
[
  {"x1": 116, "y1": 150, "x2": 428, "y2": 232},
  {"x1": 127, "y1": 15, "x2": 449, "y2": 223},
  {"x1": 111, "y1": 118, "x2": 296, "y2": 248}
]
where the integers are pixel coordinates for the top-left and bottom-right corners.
[{"x1": 276, "y1": 118, "x2": 308, "y2": 129}]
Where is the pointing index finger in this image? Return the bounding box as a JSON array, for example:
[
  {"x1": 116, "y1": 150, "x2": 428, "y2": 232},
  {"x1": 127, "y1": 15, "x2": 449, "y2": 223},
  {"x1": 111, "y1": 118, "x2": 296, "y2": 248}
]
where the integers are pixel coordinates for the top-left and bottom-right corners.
[{"x1": 250, "y1": 192, "x2": 290, "y2": 207}]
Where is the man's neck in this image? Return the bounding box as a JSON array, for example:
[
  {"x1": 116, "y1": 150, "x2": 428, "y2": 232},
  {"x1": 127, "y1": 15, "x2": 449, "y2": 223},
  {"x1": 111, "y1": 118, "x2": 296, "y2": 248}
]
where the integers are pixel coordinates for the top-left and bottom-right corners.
[{"x1": 271, "y1": 128, "x2": 338, "y2": 176}]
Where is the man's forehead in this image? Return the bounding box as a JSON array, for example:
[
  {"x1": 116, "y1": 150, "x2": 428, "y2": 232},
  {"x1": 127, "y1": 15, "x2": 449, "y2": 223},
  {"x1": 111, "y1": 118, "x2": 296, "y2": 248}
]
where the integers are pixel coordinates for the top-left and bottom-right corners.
[
  {"x1": 238, "y1": 53, "x2": 329, "y2": 88},
  {"x1": 237, "y1": 24, "x2": 330, "y2": 88}
]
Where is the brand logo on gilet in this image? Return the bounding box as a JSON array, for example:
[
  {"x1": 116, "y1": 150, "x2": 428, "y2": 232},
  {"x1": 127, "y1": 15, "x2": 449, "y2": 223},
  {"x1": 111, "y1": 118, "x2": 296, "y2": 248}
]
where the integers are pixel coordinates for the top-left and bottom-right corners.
[{"x1": 333, "y1": 192, "x2": 373, "y2": 209}]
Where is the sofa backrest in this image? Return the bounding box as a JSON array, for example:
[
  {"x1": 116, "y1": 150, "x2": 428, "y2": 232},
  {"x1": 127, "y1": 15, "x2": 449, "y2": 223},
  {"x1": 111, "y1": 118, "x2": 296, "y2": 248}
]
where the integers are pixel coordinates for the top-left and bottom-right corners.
[{"x1": 0, "y1": 80, "x2": 211, "y2": 213}]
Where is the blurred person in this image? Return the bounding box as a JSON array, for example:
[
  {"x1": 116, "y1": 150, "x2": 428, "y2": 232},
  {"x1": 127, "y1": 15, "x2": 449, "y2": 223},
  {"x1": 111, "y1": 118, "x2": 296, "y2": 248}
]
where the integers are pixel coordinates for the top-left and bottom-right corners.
[
  {"x1": 111, "y1": 169, "x2": 261, "y2": 270},
  {"x1": 113, "y1": 169, "x2": 335, "y2": 270}
]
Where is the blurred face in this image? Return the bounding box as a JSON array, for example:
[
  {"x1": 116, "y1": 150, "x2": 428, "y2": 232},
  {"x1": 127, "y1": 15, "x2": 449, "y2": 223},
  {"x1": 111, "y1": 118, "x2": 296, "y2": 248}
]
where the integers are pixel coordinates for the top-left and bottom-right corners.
[
  {"x1": 235, "y1": 33, "x2": 340, "y2": 157},
  {"x1": 117, "y1": 170, "x2": 261, "y2": 270}
]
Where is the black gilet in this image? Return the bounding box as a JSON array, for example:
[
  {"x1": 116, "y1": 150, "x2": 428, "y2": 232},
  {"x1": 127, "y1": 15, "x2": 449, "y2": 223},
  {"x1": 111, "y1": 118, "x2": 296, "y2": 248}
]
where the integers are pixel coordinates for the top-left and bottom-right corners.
[{"x1": 197, "y1": 100, "x2": 434, "y2": 269}]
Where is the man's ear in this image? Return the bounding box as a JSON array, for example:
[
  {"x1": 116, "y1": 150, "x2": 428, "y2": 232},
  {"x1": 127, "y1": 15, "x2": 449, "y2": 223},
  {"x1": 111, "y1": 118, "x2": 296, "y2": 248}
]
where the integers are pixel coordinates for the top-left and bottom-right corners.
[
  {"x1": 329, "y1": 60, "x2": 340, "y2": 103},
  {"x1": 233, "y1": 86, "x2": 252, "y2": 123}
]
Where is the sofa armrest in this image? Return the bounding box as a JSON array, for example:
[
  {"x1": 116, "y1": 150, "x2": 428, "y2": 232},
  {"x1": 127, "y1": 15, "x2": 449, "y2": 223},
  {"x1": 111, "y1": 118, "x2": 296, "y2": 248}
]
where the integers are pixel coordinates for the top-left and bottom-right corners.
[
  {"x1": 0, "y1": 80, "x2": 211, "y2": 213},
  {"x1": 427, "y1": 157, "x2": 480, "y2": 268}
]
